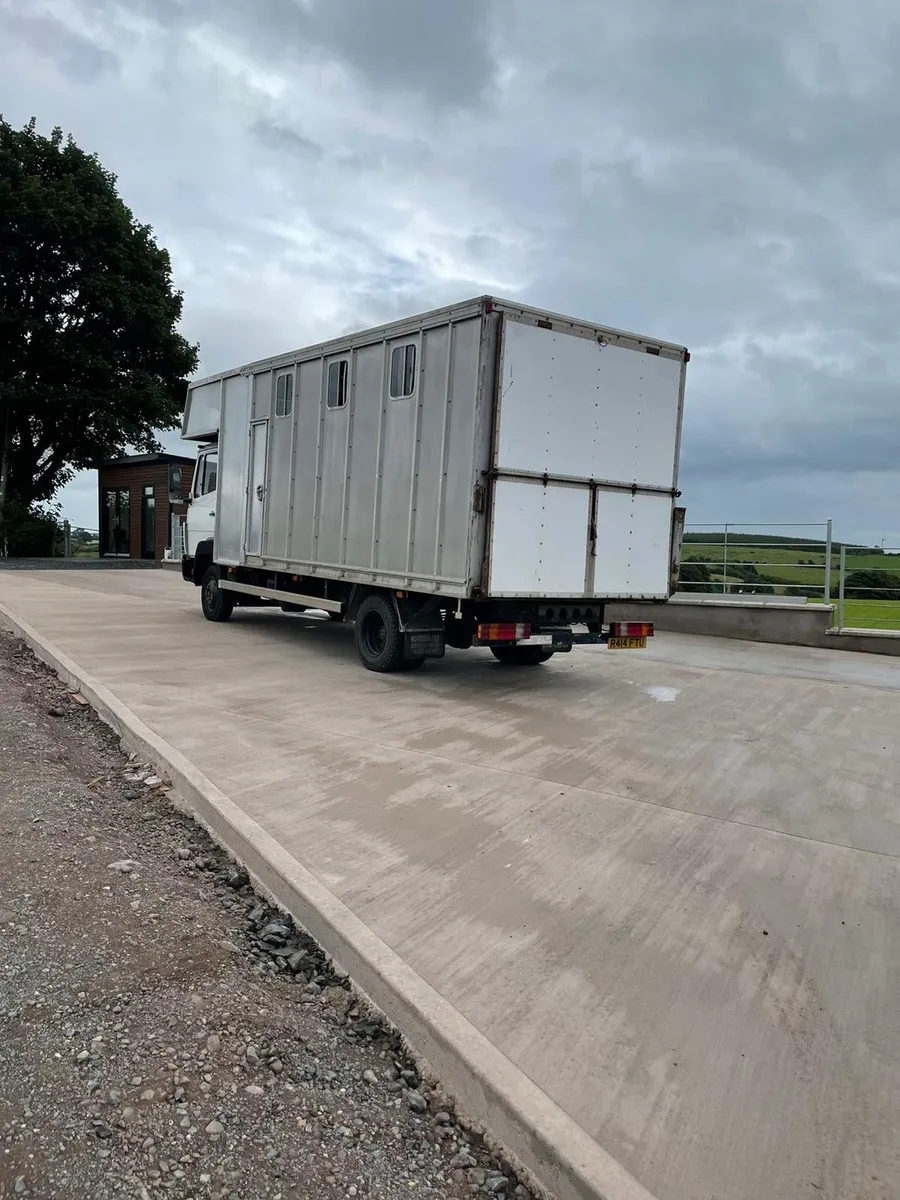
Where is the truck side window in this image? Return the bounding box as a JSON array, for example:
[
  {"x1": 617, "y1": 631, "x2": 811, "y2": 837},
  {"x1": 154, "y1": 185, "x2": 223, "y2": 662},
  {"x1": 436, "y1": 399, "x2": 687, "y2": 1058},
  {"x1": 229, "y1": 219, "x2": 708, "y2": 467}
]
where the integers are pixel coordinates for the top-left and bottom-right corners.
[
  {"x1": 389, "y1": 344, "x2": 416, "y2": 399},
  {"x1": 198, "y1": 452, "x2": 218, "y2": 495},
  {"x1": 327, "y1": 360, "x2": 348, "y2": 410},
  {"x1": 275, "y1": 372, "x2": 293, "y2": 418}
]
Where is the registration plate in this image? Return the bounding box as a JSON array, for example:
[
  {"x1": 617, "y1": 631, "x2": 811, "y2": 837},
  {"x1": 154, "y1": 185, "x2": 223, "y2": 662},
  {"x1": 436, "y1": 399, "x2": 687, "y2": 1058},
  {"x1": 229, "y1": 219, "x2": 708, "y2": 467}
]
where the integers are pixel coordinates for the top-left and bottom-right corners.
[{"x1": 607, "y1": 636, "x2": 647, "y2": 650}]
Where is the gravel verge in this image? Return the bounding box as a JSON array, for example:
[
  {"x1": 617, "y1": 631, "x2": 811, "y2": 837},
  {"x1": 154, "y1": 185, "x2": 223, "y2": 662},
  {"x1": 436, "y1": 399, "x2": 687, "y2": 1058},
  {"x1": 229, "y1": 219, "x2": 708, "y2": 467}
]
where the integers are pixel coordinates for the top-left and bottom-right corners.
[{"x1": 0, "y1": 627, "x2": 539, "y2": 1200}]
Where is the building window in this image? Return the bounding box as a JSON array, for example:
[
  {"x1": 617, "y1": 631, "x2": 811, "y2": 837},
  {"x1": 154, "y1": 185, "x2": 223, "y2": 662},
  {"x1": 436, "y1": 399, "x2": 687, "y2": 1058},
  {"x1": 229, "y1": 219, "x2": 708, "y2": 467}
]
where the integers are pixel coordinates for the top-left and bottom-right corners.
[
  {"x1": 275, "y1": 371, "x2": 294, "y2": 418},
  {"x1": 327, "y1": 360, "x2": 348, "y2": 410},
  {"x1": 390, "y1": 344, "x2": 417, "y2": 399},
  {"x1": 141, "y1": 485, "x2": 156, "y2": 559}
]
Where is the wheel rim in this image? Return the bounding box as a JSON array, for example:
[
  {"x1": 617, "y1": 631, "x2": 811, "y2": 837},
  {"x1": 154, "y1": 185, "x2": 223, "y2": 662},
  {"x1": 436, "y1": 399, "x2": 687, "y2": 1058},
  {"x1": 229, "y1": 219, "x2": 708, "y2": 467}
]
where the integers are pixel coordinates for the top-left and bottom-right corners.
[
  {"x1": 203, "y1": 578, "x2": 217, "y2": 609},
  {"x1": 360, "y1": 609, "x2": 387, "y2": 658}
]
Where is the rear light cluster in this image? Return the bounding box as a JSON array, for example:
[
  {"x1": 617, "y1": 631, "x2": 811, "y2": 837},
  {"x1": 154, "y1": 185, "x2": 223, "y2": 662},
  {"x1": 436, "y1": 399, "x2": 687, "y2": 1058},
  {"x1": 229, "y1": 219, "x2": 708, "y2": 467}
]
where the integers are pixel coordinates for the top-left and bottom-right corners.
[
  {"x1": 609, "y1": 622, "x2": 654, "y2": 638},
  {"x1": 477, "y1": 622, "x2": 530, "y2": 642}
]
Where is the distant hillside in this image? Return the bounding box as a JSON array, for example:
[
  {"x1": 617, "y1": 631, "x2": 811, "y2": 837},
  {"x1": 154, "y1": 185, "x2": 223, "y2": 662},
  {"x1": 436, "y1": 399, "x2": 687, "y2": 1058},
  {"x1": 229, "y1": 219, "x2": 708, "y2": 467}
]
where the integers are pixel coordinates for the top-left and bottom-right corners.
[
  {"x1": 684, "y1": 531, "x2": 892, "y2": 555},
  {"x1": 680, "y1": 531, "x2": 898, "y2": 597}
]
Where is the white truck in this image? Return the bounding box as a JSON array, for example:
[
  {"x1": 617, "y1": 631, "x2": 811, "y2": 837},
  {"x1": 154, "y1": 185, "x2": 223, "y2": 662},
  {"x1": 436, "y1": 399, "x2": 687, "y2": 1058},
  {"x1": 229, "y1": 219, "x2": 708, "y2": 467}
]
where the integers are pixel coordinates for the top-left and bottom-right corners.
[{"x1": 181, "y1": 296, "x2": 688, "y2": 672}]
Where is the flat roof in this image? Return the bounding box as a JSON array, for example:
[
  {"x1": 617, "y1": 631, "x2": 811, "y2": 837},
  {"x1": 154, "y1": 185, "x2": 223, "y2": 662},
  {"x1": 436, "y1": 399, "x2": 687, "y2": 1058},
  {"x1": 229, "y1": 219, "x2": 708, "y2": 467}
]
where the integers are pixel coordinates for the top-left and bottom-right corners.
[{"x1": 98, "y1": 453, "x2": 195, "y2": 468}]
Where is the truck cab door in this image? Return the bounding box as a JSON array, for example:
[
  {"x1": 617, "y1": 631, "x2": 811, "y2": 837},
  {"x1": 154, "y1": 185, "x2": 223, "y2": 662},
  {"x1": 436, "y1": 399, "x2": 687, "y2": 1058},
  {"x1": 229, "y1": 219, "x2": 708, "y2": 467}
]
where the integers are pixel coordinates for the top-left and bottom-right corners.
[{"x1": 186, "y1": 447, "x2": 218, "y2": 555}]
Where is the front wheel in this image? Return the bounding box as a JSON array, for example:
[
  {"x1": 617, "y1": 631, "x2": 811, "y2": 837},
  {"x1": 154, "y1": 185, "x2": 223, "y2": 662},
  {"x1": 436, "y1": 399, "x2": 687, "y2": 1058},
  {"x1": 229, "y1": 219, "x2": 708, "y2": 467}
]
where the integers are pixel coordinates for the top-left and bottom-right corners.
[
  {"x1": 490, "y1": 645, "x2": 554, "y2": 666},
  {"x1": 201, "y1": 566, "x2": 234, "y2": 623},
  {"x1": 354, "y1": 594, "x2": 406, "y2": 672}
]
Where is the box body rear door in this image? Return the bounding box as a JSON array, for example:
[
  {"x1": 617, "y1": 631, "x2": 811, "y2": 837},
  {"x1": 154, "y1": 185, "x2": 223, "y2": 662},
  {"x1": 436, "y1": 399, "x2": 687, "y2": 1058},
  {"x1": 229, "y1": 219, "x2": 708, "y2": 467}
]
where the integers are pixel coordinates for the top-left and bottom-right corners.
[{"x1": 486, "y1": 313, "x2": 686, "y2": 599}]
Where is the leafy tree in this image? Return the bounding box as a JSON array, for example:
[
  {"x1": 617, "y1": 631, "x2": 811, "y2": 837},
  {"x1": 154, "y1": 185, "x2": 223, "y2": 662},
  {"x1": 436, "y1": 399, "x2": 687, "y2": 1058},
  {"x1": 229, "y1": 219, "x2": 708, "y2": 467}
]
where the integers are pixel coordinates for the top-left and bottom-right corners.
[
  {"x1": 844, "y1": 569, "x2": 900, "y2": 602},
  {"x1": 0, "y1": 117, "x2": 198, "y2": 549},
  {"x1": 678, "y1": 560, "x2": 720, "y2": 593},
  {"x1": 679, "y1": 560, "x2": 710, "y2": 583},
  {"x1": 1, "y1": 498, "x2": 62, "y2": 557}
]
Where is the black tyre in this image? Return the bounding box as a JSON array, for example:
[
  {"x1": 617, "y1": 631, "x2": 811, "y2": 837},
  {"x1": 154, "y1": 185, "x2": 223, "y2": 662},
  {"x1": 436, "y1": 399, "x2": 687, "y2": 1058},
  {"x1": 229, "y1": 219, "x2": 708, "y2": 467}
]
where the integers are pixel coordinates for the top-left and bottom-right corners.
[
  {"x1": 354, "y1": 594, "x2": 406, "y2": 672},
  {"x1": 201, "y1": 566, "x2": 234, "y2": 623},
  {"x1": 490, "y1": 645, "x2": 554, "y2": 666},
  {"x1": 327, "y1": 610, "x2": 344, "y2": 622}
]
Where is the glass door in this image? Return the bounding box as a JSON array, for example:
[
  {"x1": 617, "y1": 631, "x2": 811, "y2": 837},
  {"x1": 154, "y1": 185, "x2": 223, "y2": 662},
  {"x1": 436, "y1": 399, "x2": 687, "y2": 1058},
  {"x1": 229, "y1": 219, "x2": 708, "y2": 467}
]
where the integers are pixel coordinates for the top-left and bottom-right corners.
[{"x1": 103, "y1": 488, "x2": 131, "y2": 556}]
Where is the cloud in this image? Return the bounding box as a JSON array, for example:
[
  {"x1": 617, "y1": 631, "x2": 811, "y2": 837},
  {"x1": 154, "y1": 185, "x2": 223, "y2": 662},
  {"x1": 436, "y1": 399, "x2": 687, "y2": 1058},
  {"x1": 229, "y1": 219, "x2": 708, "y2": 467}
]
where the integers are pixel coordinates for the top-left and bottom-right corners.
[
  {"x1": 0, "y1": 7, "x2": 118, "y2": 81},
  {"x1": 2, "y1": 0, "x2": 899, "y2": 543}
]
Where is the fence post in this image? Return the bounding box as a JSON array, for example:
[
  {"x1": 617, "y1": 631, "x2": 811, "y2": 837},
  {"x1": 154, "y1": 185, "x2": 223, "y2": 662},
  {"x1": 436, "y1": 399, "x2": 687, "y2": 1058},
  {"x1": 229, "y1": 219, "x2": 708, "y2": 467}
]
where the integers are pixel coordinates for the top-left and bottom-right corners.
[
  {"x1": 722, "y1": 523, "x2": 729, "y2": 595},
  {"x1": 837, "y1": 545, "x2": 846, "y2": 630},
  {"x1": 63, "y1": 519, "x2": 72, "y2": 558},
  {"x1": 824, "y1": 518, "x2": 832, "y2": 604}
]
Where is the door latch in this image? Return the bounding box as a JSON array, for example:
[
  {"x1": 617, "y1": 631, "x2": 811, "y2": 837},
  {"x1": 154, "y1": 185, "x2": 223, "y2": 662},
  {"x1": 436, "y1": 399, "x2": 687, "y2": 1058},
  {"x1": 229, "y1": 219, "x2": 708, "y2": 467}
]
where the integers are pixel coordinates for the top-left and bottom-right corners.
[{"x1": 256, "y1": 485, "x2": 266, "y2": 501}]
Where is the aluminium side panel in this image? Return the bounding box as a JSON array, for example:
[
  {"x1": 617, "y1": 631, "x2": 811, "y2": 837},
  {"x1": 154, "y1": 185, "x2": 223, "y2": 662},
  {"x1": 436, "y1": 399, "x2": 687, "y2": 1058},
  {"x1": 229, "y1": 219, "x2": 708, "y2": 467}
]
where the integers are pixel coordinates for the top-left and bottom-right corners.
[
  {"x1": 264, "y1": 365, "x2": 295, "y2": 560},
  {"x1": 251, "y1": 371, "x2": 273, "y2": 422},
  {"x1": 343, "y1": 341, "x2": 387, "y2": 571},
  {"x1": 373, "y1": 332, "x2": 421, "y2": 575},
  {"x1": 286, "y1": 359, "x2": 324, "y2": 565},
  {"x1": 189, "y1": 299, "x2": 489, "y2": 594},
  {"x1": 313, "y1": 352, "x2": 353, "y2": 567},
  {"x1": 432, "y1": 314, "x2": 488, "y2": 591},
  {"x1": 215, "y1": 374, "x2": 251, "y2": 566},
  {"x1": 407, "y1": 323, "x2": 449, "y2": 580},
  {"x1": 408, "y1": 320, "x2": 484, "y2": 588}
]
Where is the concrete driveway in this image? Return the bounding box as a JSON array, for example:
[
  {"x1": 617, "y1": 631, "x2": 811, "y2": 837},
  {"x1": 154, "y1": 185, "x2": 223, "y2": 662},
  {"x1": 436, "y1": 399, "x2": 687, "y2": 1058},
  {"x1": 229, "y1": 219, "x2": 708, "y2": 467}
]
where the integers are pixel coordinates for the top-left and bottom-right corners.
[{"x1": 1, "y1": 568, "x2": 898, "y2": 1200}]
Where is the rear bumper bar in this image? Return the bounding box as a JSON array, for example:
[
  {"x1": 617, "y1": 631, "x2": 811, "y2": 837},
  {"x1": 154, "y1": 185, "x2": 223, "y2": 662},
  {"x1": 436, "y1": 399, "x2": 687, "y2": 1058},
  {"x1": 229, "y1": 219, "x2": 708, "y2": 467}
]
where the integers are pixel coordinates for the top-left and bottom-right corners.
[{"x1": 474, "y1": 623, "x2": 654, "y2": 650}]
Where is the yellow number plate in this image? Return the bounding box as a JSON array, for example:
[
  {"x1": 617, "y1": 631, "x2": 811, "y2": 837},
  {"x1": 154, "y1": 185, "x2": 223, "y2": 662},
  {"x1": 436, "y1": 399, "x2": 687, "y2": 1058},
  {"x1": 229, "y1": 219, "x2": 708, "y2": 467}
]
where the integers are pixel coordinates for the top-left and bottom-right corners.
[{"x1": 607, "y1": 636, "x2": 647, "y2": 650}]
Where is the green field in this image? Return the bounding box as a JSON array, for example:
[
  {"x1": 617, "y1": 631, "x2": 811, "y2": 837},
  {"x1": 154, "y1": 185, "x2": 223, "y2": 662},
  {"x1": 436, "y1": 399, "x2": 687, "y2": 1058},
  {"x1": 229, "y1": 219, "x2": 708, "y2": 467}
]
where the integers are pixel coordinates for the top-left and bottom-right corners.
[
  {"x1": 682, "y1": 542, "x2": 899, "y2": 586},
  {"x1": 680, "y1": 534, "x2": 900, "y2": 629},
  {"x1": 835, "y1": 599, "x2": 900, "y2": 631}
]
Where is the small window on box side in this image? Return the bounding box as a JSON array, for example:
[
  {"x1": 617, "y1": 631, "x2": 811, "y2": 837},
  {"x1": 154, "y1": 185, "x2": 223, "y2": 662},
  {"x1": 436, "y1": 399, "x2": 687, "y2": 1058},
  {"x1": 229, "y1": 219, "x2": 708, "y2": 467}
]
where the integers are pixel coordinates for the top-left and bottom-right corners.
[
  {"x1": 389, "y1": 344, "x2": 417, "y2": 399},
  {"x1": 275, "y1": 372, "x2": 293, "y2": 418},
  {"x1": 327, "y1": 360, "x2": 348, "y2": 410}
]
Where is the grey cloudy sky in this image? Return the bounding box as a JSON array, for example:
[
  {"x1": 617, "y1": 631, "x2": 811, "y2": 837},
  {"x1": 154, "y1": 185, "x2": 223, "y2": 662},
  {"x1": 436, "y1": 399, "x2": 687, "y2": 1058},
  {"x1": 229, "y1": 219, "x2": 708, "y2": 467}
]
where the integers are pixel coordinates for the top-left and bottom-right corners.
[{"x1": 2, "y1": 0, "x2": 899, "y2": 543}]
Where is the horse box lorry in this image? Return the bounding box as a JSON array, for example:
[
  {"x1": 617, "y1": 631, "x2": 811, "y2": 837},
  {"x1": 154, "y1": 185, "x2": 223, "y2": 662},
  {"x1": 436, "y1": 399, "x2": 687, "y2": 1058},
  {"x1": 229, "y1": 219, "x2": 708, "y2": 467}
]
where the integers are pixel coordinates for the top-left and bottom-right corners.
[{"x1": 181, "y1": 295, "x2": 688, "y2": 672}]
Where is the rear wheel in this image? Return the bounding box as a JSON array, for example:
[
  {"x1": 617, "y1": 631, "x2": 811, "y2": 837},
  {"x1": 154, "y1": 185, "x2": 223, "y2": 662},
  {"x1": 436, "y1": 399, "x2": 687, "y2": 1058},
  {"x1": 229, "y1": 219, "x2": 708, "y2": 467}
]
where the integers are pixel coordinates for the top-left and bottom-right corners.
[
  {"x1": 201, "y1": 566, "x2": 234, "y2": 623},
  {"x1": 354, "y1": 594, "x2": 406, "y2": 672},
  {"x1": 490, "y1": 645, "x2": 554, "y2": 666}
]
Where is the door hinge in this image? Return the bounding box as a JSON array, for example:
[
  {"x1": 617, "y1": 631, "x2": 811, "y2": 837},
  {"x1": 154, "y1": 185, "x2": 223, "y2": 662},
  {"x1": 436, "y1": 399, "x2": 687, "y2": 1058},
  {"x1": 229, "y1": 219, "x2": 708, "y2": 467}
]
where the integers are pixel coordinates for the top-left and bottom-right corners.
[{"x1": 473, "y1": 484, "x2": 486, "y2": 514}]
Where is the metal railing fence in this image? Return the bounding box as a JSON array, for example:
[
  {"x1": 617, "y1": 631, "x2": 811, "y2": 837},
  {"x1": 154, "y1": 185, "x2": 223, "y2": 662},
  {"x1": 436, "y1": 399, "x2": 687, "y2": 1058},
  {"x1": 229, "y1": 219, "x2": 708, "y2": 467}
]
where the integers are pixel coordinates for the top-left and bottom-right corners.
[
  {"x1": 679, "y1": 521, "x2": 833, "y2": 603},
  {"x1": 835, "y1": 546, "x2": 900, "y2": 631}
]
